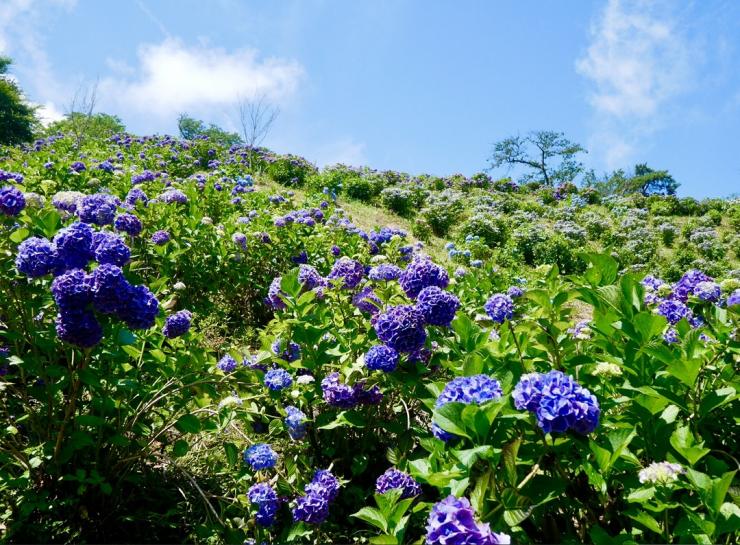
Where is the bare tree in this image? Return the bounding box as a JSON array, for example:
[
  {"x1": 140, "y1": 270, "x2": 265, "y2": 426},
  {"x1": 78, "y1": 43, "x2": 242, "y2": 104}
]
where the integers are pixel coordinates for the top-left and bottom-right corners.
[
  {"x1": 237, "y1": 93, "x2": 279, "y2": 167},
  {"x1": 65, "y1": 78, "x2": 99, "y2": 145}
]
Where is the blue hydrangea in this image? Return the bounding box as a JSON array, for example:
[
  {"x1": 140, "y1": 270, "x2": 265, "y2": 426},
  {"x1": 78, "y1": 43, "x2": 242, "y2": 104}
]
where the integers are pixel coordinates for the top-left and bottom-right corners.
[
  {"x1": 484, "y1": 293, "x2": 514, "y2": 323},
  {"x1": 728, "y1": 289, "x2": 740, "y2": 307},
  {"x1": 162, "y1": 310, "x2": 192, "y2": 338},
  {"x1": 266, "y1": 276, "x2": 286, "y2": 310},
  {"x1": 352, "y1": 287, "x2": 382, "y2": 314},
  {"x1": 248, "y1": 483, "x2": 279, "y2": 527},
  {"x1": 285, "y1": 406, "x2": 307, "y2": 440},
  {"x1": 433, "y1": 375, "x2": 503, "y2": 441},
  {"x1": 415, "y1": 286, "x2": 460, "y2": 327},
  {"x1": 53, "y1": 222, "x2": 95, "y2": 271},
  {"x1": 642, "y1": 275, "x2": 665, "y2": 291},
  {"x1": 425, "y1": 495, "x2": 510, "y2": 545},
  {"x1": 372, "y1": 305, "x2": 427, "y2": 353},
  {"x1": 512, "y1": 370, "x2": 600, "y2": 435},
  {"x1": 243, "y1": 443, "x2": 278, "y2": 470},
  {"x1": 114, "y1": 213, "x2": 143, "y2": 236},
  {"x1": 76, "y1": 193, "x2": 119, "y2": 225},
  {"x1": 264, "y1": 368, "x2": 293, "y2": 391},
  {"x1": 292, "y1": 469, "x2": 340, "y2": 524},
  {"x1": 365, "y1": 344, "x2": 399, "y2": 372},
  {"x1": 673, "y1": 269, "x2": 712, "y2": 302},
  {"x1": 327, "y1": 257, "x2": 365, "y2": 289},
  {"x1": 375, "y1": 468, "x2": 422, "y2": 498},
  {"x1": 151, "y1": 230, "x2": 170, "y2": 245},
  {"x1": 160, "y1": 189, "x2": 188, "y2": 204},
  {"x1": 399, "y1": 257, "x2": 449, "y2": 299},
  {"x1": 321, "y1": 372, "x2": 381, "y2": 408},
  {"x1": 118, "y1": 284, "x2": 159, "y2": 330},
  {"x1": 51, "y1": 269, "x2": 92, "y2": 310},
  {"x1": 15, "y1": 237, "x2": 59, "y2": 277},
  {"x1": 92, "y1": 232, "x2": 131, "y2": 267},
  {"x1": 693, "y1": 281, "x2": 720, "y2": 302},
  {"x1": 657, "y1": 299, "x2": 690, "y2": 325},
  {"x1": 369, "y1": 264, "x2": 403, "y2": 281},
  {"x1": 664, "y1": 328, "x2": 679, "y2": 344},
  {"x1": 507, "y1": 286, "x2": 525, "y2": 299},
  {"x1": 217, "y1": 355, "x2": 238, "y2": 373},
  {"x1": 125, "y1": 187, "x2": 148, "y2": 206},
  {"x1": 272, "y1": 338, "x2": 301, "y2": 362},
  {"x1": 0, "y1": 186, "x2": 26, "y2": 216},
  {"x1": 91, "y1": 264, "x2": 130, "y2": 315},
  {"x1": 298, "y1": 264, "x2": 325, "y2": 290},
  {"x1": 55, "y1": 309, "x2": 103, "y2": 348}
]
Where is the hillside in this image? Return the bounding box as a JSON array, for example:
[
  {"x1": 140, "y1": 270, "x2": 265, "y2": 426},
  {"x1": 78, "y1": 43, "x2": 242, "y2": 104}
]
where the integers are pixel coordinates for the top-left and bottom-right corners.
[{"x1": 0, "y1": 134, "x2": 738, "y2": 544}]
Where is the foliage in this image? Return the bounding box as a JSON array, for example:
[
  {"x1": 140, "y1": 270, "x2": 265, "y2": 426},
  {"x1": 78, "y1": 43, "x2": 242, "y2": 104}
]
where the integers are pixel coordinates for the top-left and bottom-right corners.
[
  {"x1": 43, "y1": 113, "x2": 126, "y2": 141},
  {"x1": 177, "y1": 114, "x2": 243, "y2": 147},
  {"x1": 0, "y1": 56, "x2": 37, "y2": 146}
]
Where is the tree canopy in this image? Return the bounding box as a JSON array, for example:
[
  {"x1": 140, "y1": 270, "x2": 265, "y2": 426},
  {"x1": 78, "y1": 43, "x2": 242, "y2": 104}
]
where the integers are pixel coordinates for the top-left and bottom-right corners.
[
  {"x1": 44, "y1": 112, "x2": 126, "y2": 140},
  {"x1": 583, "y1": 163, "x2": 679, "y2": 196},
  {"x1": 488, "y1": 131, "x2": 586, "y2": 186},
  {"x1": 0, "y1": 56, "x2": 37, "y2": 146},
  {"x1": 177, "y1": 114, "x2": 242, "y2": 146}
]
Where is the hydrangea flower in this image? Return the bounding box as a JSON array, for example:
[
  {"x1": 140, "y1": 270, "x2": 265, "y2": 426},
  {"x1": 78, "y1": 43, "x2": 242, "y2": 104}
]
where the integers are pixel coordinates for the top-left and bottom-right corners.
[
  {"x1": 248, "y1": 483, "x2": 279, "y2": 527},
  {"x1": 373, "y1": 305, "x2": 427, "y2": 353},
  {"x1": 293, "y1": 469, "x2": 341, "y2": 524},
  {"x1": 151, "y1": 230, "x2": 170, "y2": 245},
  {"x1": 55, "y1": 309, "x2": 103, "y2": 348},
  {"x1": 592, "y1": 362, "x2": 622, "y2": 377},
  {"x1": 375, "y1": 468, "x2": 422, "y2": 498},
  {"x1": 369, "y1": 264, "x2": 403, "y2": 281},
  {"x1": 92, "y1": 232, "x2": 131, "y2": 267},
  {"x1": 568, "y1": 320, "x2": 591, "y2": 340},
  {"x1": 0, "y1": 186, "x2": 26, "y2": 216},
  {"x1": 52, "y1": 191, "x2": 84, "y2": 214},
  {"x1": 118, "y1": 284, "x2": 159, "y2": 330},
  {"x1": 298, "y1": 265, "x2": 325, "y2": 290},
  {"x1": 693, "y1": 281, "x2": 721, "y2": 302},
  {"x1": 663, "y1": 328, "x2": 679, "y2": 344},
  {"x1": 53, "y1": 222, "x2": 94, "y2": 271},
  {"x1": 399, "y1": 257, "x2": 449, "y2": 299},
  {"x1": 352, "y1": 287, "x2": 382, "y2": 314},
  {"x1": 512, "y1": 370, "x2": 600, "y2": 435},
  {"x1": 162, "y1": 310, "x2": 192, "y2": 338},
  {"x1": 638, "y1": 462, "x2": 684, "y2": 485},
  {"x1": 217, "y1": 355, "x2": 238, "y2": 373},
  {"x1": 114, "y1": 213, "x2": 143, "y2": 236},
  {"x1": 272, "y1": 339, "x2": 301, "y2": 362},
  {"x1": 232, "y1": 232, "x2": 247, "y2": 249},
  {"x1": 90, "y1": 264, "x2": 130, "y2": 315},
  {"x1": 364, "y1": 344, "x2": 399, "y2": 372},
  {"x1": 264, "y1": 368, "x2": 293, "y2": 391},
  {"x1": 433, "y1": 375, "x2": 503, "y2": 441},
  {"x1": 51, "y1": 269, "x2": 92, "y2": 310},
  {"x1": 327, "y1": 257, "x2": 365, "y2": 289},
  {"x1": 507, "y1": 286, "x2": 525, "y2": 298},
  {"x1": 321, "y1": 372, "x2": 382, "y2": 408},
  {"x1": 243, "y1": 443, "x2": 278, "y2": 470},
  {"x1": 15, "y1": 237, "x2": 59, "y2": 277},
  {"x1": 160, "y1": 189, "x2": 188, "y2": 204},
  {"x1": 76, "y1": 193, "x2": 119, "y2": 225},
  {"x1": 285, "y1": 406, "x2": 307, "y2": 439},
  {"x1": 657, "y1": 299, "x2": 690, "y2": 325},
  {"x1": 415, "y1": 286, "x2": 460, "y2": 327},
  {"x1": 267, "y1": 276, "x2": 286, "y2": 310},
  {"x1": 673, "y1": 269, "x2": 712, "y2": 301},
  {"x1": 728, "y1": 289, "x2": 740, "y2": 307},
  {"x1": 484, "y1": 293, "x2": 514, "y2": 323},
  {"x1": 425, "y1": 496, "x2": 510, "y2": 545}
]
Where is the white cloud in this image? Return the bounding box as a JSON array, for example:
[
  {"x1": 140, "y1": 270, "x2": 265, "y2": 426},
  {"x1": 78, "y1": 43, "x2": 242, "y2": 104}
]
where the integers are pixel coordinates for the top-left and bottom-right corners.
[
  {"x1": 35, "y1": 101, "x2": 65, "y2": 125},
  {"x1": 99, "y1": 39, "x2": 304, "y2": 121},
  {"x1": 576, "y1": 0, "x2": 696, "y2": 168},
  {"x1": 312, "y1": 138, "x2": 367, "y2": 167}
]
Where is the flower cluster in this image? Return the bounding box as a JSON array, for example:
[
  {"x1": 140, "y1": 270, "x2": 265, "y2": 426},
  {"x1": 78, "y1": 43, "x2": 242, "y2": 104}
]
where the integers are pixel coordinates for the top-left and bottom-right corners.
[
  {"x1": 368, "y1": 263, "x2": 402, "y2": 281},
  {"x1": 399, "y1": 257, "x2": 449, "y2": 299},
  {"x1": 425, "y1": 496, "x2": 510, "y2": 545},
  {"x1": 433, "y1": 375, "x2": 503, "y2": 441},
  {"x1": 292, "y1": 469, "x2": 340, "y2": 524},
  {"x1": 217, "y1": 355, "x2": 238, "y2": 373},
  {"x1": 0, "y1": 186, "x2": 26, "y2": 216},
  {"x1": 373, "y1": 305, "x2": 427, "y2": 353},
  {"x1": 321, "y1": 372, "x2": 382, "y2": 408},
  {"x1": 327, "y1": 257, "x2": 365, "y2": 289},
  {"x1": 512, "y1": 370, "x2": 600, "y2": 434},
  {"x1": 638, "y1": 461, "x2": 684, "y2": 485},
  {"x1": 364, "y1": 344, "x2": 399, "y2": 372},
  {"x1": 264, "y1": 368, "x2": 293, "y2": 391},
  {"x1": 243, "y1": 443, "x2": 278, "y2": 471},
  {"x1": 415, "y1": 286, "x2": 460, "y2": 327},
  {"x1": 247, "y1": 483, "x2": 280, "y2": 527},
  {"x1": 162, "y1": 309, "x2": 192, "y2": 338},
  {"x1": 284, "y1": 406, "x2": 307, "y2": 440},
  {"x1": 375, "y1": 468, "x2": 422, "y2": 499},
  {"x1": 272, "y1": 338, "x2": 301, "y2": 362},
  {"x1": 76, "y1": 193, "x2": 120, "y2": 225},
  {"x1": 483, "y1": 293, "x2": 514, "y2": 323}
]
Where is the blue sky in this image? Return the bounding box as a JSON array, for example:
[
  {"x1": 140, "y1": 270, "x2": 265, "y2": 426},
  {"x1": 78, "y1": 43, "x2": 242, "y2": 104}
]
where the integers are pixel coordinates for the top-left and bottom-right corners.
[{"x1": 1, "y1": 0, "x2": 739, "y2": 197}]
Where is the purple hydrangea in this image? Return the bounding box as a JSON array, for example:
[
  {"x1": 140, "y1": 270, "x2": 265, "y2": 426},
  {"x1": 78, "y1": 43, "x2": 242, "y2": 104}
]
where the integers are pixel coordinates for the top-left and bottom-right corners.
[
  {"x1": 298, "y1": 265, "x2": 325, "y2": 290},
  {"x1": 51, "y1": 269, "x2": 92, "y2": 310},
  {"x1": 353, "y1": 286, "x2": 382, "y2": 314},
  {"x1": 375, "y1": 468, "x2": 422, "y2": 499},
  {"x1": 399, "y1": 257, "x2": 449, "y2": 299},
  {"x1": 272, "y1": 339, "x2": 301, "y2": 362},
  {"x1": 118, "y1": 284, "x2": 159, "y2": 330},
  {"x1": 90, "y1": 264, "x2": 130, "y2": 315},
  {"x1": 369, "y1": 264, "x2": 403, "y2": 281},
  {"x1": 372, "y1": 305, "x2": 427, "y2": 353},
  {"x1": 728, "y1": 289, "x2": 740, "y2": 307},
  {"x1": 52, "y1": 191, "x2": 84, "y2": 214},
  {"x1": 69, "y1": 161, "x2": 86, "y2": 173},
  {"x1": 151, "y1": 230, "x2": 170, "y2": 245},
  {"x1": 125, "y1": 187, "x2": 148, "y2": 207},
  {"x1": 483, "y1": 293, "x2": 514, "y2": 323},
  {"x1": 292, "y1": 469, "x2": 341, "y2": 524},
  {"x1": 433, "y1": 375, "x2": 503, "y2": 441},
  {"x1": 365, "y1": 344, "x2": 399, "y2": 372},
  {"x1": 507, "y1": 286, "x2": 525, "y2": 299},
  {"x1": 693, "y1": 281, "x2": 721, "y2": 302},
  {"x1": 160, "y1": 189, "x2": 188, "y2": 204},
  {"x1": 266, "y1": 276, "x2": 286, "y2": 310},
  {"x1": 53, "y1": 222, "x2": 94, "y2": 270},
  {"x1": 512, "y1": 370, "x2": 600, "y2": 435},
  {"x1": 264, "y1": 368, "x2": 293, "y2": 391},
  {"x1": 243, "y1": 443, "x2": 278, "y2": 470},
  {"x1": 642, "y1": 275, "x2": 665, "y2": 291},
  {"x1": 248, "y1": 483, "x2": 279, "y2": 527},
  {"x1": 425, "y1": 496, "x2": 510, "y2": 545},
  {"x1": 162, "y1": 310, "x2": 192, "y2": 338},
  {"x1": 657, "y1": 299, "x2": 690, "y2": 325},
  {"x1": 55, "y1": 309, "x2": 103, "y2": 348},
  {"x1": 664, "y1": 328, "x2": 679, "y2": 344},
  {"x1": 114, "y1": 213, "x2": 143, "y2": 236},
  {"x1": 76, "y1": 193, "x2": 119, "y2": 225},
  {"x1": 673, "y1": 269, "x2": 712, "y2": 302},
  {"x1": 327, "y1": 257, "x2": 365, "y2": 289},
  {"x1": 92, "y1": 232, "x2": 131, "y2": 267},
  {"x1": 321, "y1": 372, "x2": 381, "y2": 408},
  {"x1": 415, "y1": 286, "x2": 460, "y2": 327},
  {"x1": 15, "y1": 237, "x2": 59, "y2": 277},
  {"x1": 0, "y1": 186, "x2": 25, "y2": 216},
  {"x1": 217, "y1": 355, "x2": 238, "y2": 373},
  {"x1": 285, "y1": 406, "x2": 307, "y2": 440}
]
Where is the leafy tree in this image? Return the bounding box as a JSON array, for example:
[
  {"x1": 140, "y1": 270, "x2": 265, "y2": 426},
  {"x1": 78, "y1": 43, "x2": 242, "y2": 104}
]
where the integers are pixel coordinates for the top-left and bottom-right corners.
[
  {"x1": 0, "y1": 56, "x2": 37, "y2": 145},
  {"x1": 44, "y1": 112, "x2": 125, "y2": 140},
  {"x1": 488, "y1": 131, "x2": 586, "y2": 186},
  {"x1": 629, "y1": 163, "x2": 679, "y2": 196},
  {"x1": 177, "y1": 114, "x2": 242, "y2": 146}
]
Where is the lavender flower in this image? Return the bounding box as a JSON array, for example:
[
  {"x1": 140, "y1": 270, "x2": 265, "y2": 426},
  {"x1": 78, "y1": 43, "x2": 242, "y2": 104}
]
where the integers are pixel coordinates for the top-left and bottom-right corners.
[
  {"x1": 162, "y1": 310, "x2": 192, "y2": 338},
  {"x1": 373, "y1": 305, "x2": 427, "y2": 353},
  {"x1": 484, "y1": 294, "x2": 514, "y2": 323},
  {"x1": 425, "y1": 496, "x2": 510, "y2": 545},
  {"x1": 243, "y1": 443, "x2": 278, "y2": 470},
  {"x1": 264, "y1": 368, "x2": 293, "y2": 391},
  {"x1": 375, "y1": 468, "x2": 422, "y2": 498},
  {"x1": 364, "y1": 344, "x2": 399, "y2": 372}
]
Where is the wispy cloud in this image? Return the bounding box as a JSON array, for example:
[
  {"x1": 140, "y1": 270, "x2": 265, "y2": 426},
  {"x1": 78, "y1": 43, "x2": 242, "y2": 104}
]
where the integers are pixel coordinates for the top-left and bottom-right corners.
[
  {"x1": 576, "y1": 0, "x2": 696, "y2": 168},
  {"x1": 99, "y1": 39, "x2": 304, "y2": 122},
  {"x1": 312, "y1": 138, "x2": 367, "y2": 167}
]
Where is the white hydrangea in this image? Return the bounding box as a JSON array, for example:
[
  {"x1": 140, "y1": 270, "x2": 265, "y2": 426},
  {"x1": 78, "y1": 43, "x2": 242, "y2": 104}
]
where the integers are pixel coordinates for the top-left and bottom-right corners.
[
  {"x1": 638, "y1": 461, "x2": 684, "y2": 484},
  {"x1": 593, "y1": 362, "x2": 622, "y2": 377}
]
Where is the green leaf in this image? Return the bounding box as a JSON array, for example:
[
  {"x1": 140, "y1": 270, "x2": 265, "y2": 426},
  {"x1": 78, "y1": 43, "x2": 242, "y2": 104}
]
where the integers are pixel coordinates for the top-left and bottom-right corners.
[
  {"x1": 628, "y1": 511, "x2": 664, "y2": 535},
  {"x1": 699, "y1": 387, "x2": 736, "y2": 417},
  {"x1": 432, "y1": 403, "x2": 470, "y2": 440},
  {"x1": 352, "y1": 507, "x2": 387, "y2": 532},
  {"x1": 666, "y1": 358, "x2": 702, "y2": 387},
  {"x1": 172, "y1": 439, "x2": 189, "y2": 457},
  {"x1": 627, "y1": 487, "x2": 655, "y2": 503},
  {"x1": 670, "y1": 426, "x2": 710, "y2": 465},
  {"x1": 174, "y1": 414, "x2": 201, "y2": 434},
  {"x1": 369, "y1": 536, "x2": 398, "y2": 545},
  {"x1": 9, "y1": 228, "x2": 29, "y2": 244},
  {"x1": 502, "y1": 436, "x2": 522, "y2": 486},
  {"x1": 223, "y1": 442, "x2": 239, "y2": 467}
]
